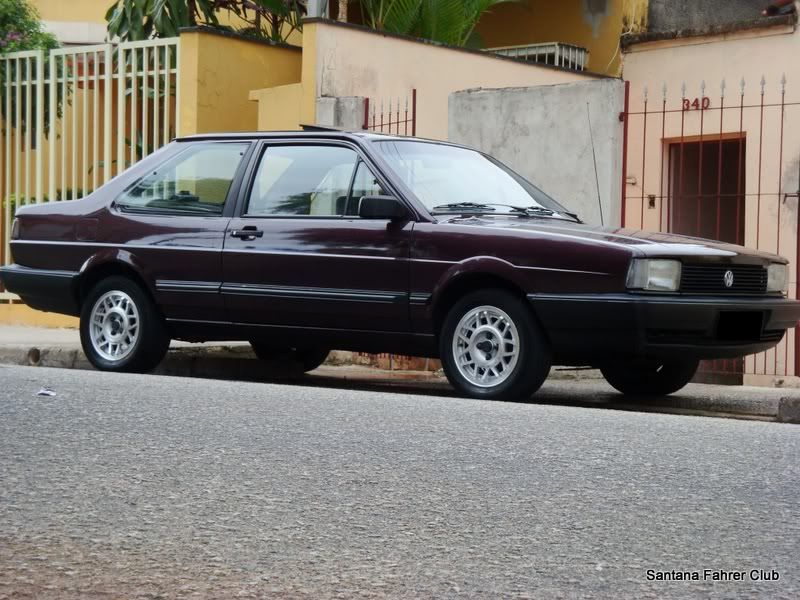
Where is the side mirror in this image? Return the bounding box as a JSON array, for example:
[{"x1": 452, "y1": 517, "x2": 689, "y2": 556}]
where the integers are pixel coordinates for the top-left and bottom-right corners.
[{"x1": 358, "y1": 195, "x2": 409, "y2": 221}]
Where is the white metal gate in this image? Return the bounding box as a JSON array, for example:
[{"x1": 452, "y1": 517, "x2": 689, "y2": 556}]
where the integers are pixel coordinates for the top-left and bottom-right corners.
[{"x1": 0, "y1": 38, "x2": 181, "y2": 299}]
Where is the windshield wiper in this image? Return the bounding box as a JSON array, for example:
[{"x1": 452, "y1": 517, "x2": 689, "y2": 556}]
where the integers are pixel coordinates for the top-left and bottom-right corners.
[
  {"x1": 431, "y1": 202, "x2": 497, "y2": 212},
  {"x1": 431, "y1": 201, "x2": 580, "y2": 222},
  {"x1": 506, "y1": 205, "x2": 555, "y2": 216},
  {"x1": 501, "y1": 204, "x2": 582, "y2": 222}
]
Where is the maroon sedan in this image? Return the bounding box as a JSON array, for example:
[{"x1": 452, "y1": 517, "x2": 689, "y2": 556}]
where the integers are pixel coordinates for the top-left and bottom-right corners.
[{"x1": 2, "y1": 132, "x2": 799, "y2": 400}]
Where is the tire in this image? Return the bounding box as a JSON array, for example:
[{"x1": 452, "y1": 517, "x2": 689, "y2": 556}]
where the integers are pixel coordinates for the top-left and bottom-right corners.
[
  {"x1": 249, "y1": 342, "x2": 330, "y2": 373},
  {"x1": 79, "y1": 276, "x2": 170, "y2": 373},
  {"x1": 439, "y1": 289, "x2": 551, "y2": 401},
  {"x1": 600, "y1": 359, "x2": 699, "y2": 396}
]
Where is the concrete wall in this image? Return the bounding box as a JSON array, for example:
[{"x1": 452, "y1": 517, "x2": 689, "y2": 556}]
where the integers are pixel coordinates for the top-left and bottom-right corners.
[
  {"x1": 647, "y1": 0, "x2": 771, "y2": 32},
  {"x1": 305, "y1": 20, "x2": 593, "y2": 140},
  {"x1": 179, "y1": 28, "x2": 302, "y2": 135},
  {"x1": 316, "y1": 97, "x2": 367, "y2": 130},
  {"x1": 448, "y1": 79, "x2": 624, "y2": 226}
]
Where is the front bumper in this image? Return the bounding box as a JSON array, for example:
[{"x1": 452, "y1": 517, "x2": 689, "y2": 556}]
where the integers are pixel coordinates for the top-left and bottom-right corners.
[
  {"x1": 0, "y1": 264, "x2": 79, "y2": 315},
  {"x1": 529, "y1": 293, "x2": 800, "y2": 362}
]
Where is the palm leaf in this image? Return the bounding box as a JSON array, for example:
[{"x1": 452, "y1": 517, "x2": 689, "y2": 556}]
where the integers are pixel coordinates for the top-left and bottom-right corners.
[{"x1": 384, "y1": 0, "x2": 422, "y2": 35}]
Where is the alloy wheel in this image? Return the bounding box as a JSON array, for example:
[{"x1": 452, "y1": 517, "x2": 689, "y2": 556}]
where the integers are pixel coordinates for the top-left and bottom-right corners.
[
  {"x1": 452, "y1": 305, "x2": 520, "y2": 388},
  {"x1": 89, "y1": 290, "x2": 140, "y2": 362}
]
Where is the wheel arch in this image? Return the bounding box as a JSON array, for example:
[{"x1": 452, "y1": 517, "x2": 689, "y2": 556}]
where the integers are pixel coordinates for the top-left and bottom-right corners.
[
  {"x1": 75, "y1": 252, "x2": 156, "y2": 309},
  {"x1": 430, "y1": 258, "x2": 541, "y2": 337}
]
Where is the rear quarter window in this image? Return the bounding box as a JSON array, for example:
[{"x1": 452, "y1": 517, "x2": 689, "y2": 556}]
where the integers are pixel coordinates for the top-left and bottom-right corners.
[{"x1": 115, "y1": 142, "x2": 249, "y2": 215}]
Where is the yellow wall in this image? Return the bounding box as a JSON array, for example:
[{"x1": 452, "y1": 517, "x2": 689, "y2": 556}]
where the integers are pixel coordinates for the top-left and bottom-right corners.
[
  {"x1": 476, "y1": 0, "x2": 648, "y2": 75},
  {"x1": 30, "y1": 1, "x2": 303, "y2": 44},
  {"x1": 30, "y1": 0, "x2": 108, "y2": 23},
  {"x1": 250, "y1": 83, "x2": 303, "y2": 131},
  {"x1": 179, "y1": 29, "x2": 302, "y2": 135},
  {"x1": 0, "y1": 303, "x2": 77, "y2": 328},
  {"x1": 299, "y1": 21, "x2": 318, "y2": 126}
]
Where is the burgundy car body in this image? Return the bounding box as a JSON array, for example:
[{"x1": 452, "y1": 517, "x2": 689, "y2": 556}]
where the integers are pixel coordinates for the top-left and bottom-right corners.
[{"x1": 2, "y1": 131, "x2": 799, "y2": 365}]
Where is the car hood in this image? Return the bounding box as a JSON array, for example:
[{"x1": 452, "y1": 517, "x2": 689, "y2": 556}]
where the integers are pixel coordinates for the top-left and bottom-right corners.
[{"x1": 438, "y1": 215, "x2": 785, "y2": 263}]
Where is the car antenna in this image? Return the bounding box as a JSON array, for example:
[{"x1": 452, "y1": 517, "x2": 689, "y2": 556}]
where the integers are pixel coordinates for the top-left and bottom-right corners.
[{"x1": 586, "y1": 102, "x2": 605, "y2": 226}]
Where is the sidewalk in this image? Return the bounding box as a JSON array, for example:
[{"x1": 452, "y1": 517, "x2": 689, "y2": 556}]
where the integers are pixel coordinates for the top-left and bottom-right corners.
[
  {"x1": 1, "y1": 325, "x2": 799, "y2": 423},
  {"x1": 0, "y1": 325, "x2": 249, "y2": 349}
]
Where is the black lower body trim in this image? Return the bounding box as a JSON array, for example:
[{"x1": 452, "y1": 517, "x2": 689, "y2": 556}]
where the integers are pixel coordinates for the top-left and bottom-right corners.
[
  {"x1": 0, "y1": 264, "x2": 79, "y2": 315},
  {"x1": 166, "y1": 318, "x2": 438, "y2": 356},
  {"x1": 529, "y1": 293, "x2": 800, "y2": 363}
]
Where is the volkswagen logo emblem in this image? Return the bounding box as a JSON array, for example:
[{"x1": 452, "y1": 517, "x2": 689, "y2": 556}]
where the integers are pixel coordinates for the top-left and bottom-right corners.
[{"x1": 723, "y1": 270, "x2": 734, "y2": 288}]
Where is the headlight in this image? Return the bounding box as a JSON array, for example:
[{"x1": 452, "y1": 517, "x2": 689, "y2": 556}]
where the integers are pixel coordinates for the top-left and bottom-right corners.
[
  {"x1": 626, "y1": 259, "x2": 681, "y2": 292},
  {"x1": 767, "y1": 263, "x2": 788, "y2": 294}
]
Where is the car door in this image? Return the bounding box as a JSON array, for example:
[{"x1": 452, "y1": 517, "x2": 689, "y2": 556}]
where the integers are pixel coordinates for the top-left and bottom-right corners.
[
  {"x1": 108, "y1": 140, "x2": 252, "y2": 322},
  {"x1": 222, "y1": 140, "x2": 413, "y2": 332}
]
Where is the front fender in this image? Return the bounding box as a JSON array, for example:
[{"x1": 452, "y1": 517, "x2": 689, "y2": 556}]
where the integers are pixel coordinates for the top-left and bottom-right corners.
[{"x1": 429, "y1": 255, "x2": 531, "y2": 309}]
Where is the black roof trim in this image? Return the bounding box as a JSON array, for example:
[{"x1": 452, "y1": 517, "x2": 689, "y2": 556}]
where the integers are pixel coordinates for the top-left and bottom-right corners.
[
  {"x1": 175, "y1": 130, "x2": 415, "y2": 143},
  {"x1": 177, "y1": 131, "x2": 367, "y2": 141},
  {"x1": 301, "y1": 17, "x2": 610, "y2": 80},
  {"x1": 174, "y1": 130, "x2": 466, "y2": 147},
  {"x1": 621, "y1": 13, "x2": 796, "y2": 49}
]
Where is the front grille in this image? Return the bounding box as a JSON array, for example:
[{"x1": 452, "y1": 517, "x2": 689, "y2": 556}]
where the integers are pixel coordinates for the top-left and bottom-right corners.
[{"x1": 680, "y1": 264, "x2": 767, "y2": 295}]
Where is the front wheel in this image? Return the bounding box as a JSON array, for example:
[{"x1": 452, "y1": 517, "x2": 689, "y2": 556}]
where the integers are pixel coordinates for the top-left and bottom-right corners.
[
  {"x1": 600, "y1": 359, "x2": 699, "y2": 396},
  {"x1": 439, "y1": 289, "x2": 551, "y2": 401},
  {"x1": 79, "y1": 276, "x2": 170, "y2": 373}
]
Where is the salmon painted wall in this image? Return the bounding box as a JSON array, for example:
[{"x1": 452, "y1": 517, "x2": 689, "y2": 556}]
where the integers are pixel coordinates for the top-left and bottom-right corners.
[
  {"x1": 305, "y1": 20, "x2": 594, "y2": 140},
  {"x1": 622, "y1": 23, "x2": 800, "y2": 378}
]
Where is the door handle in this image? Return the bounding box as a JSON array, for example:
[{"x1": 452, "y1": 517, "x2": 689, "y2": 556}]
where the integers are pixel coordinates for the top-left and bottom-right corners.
[{"x1": 230, "y1": 227, "x2": 264, "y2": 240}]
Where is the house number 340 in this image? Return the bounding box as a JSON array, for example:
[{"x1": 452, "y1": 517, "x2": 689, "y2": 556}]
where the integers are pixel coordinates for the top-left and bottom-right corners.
[{"x1": 683, "y1": 97, "x2": 711, "y2": 111}]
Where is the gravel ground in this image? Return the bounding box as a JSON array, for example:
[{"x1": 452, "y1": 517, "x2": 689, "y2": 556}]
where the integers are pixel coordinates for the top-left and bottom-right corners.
[{"x1": 1, "y1": 365, "x2": 798, "y2": 599}]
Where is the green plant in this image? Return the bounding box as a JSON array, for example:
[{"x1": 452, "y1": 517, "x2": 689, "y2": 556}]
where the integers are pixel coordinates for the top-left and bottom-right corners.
[
  {"x1": 1, "y1": 194, "x2": 15, "y2": 218},
  {"x1": 106, "y1": 0, "x2": 306, "y2": 43},
  {"x1": 0, "y1": 0, "x2": 58, "y2": 53},
  {"x1": 106, "y1": 0, "x2": 220, "y2": 40},
  {"x1": 219, "y1": 1, "x2": 307, "y2": 42},
  {"x1": 359, "y1": 0, "x2": 515, "y2": 47},
  {"x1": 0, "y1": 0, "x2": 62, "y2": 137}
]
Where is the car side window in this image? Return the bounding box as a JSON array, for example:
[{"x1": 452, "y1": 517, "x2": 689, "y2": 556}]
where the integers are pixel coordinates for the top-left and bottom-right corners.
[
  {"x1": 246, "y1": 145, "x2": 358, "y2": 217},
  {"x1": 116, "y1": 142, "x2": 248, "y2": 215},
  {"x1": 345, "y1": 161, "x2": 387, "y2": 216}
]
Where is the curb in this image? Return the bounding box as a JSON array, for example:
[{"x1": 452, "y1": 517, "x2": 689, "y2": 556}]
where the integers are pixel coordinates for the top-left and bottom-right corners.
[
  {"x1": 0, "y1": 345, "x2": 797, "y2": 424},
  {"x1": 777, "y1": 397, "x2": 800, "y2": 423}
]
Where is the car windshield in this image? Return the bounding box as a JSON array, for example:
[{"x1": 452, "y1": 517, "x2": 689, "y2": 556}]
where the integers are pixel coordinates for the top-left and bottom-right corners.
[{"x1": 373, "y1": 140, "x2": 574, "y2": 218}]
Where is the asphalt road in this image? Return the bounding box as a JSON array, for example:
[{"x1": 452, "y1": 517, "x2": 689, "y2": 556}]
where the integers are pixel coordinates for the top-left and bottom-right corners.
[{"x1": 1, "y1": 365, "x2": 798, "y2": 599}]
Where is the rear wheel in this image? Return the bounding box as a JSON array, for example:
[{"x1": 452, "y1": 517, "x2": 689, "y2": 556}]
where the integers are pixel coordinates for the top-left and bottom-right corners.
[
  {"x1": 80, "y1": 276, "x2": 170, "y2": 373},
  {"x1": 600, "y1": 359, "x2": 699, "y2": 396},
  {"x1": 439, "y1": 289, "x2": 551, "y2": 401},
  {"x1": 250, "y1": 342, "x2": 330, "y2": 373}
]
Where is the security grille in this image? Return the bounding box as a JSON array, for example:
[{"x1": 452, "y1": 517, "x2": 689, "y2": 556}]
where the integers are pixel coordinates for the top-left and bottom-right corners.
[{"x1": 488, "y1": 42, "x2": 589, "y2": 71}]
